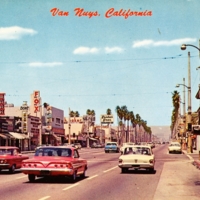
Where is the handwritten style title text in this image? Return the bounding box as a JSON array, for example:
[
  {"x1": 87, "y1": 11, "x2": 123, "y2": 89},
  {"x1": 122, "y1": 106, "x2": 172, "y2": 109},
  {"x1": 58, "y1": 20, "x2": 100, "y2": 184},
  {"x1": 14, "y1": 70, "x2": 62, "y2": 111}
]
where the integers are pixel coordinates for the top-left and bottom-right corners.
[{"x1": 50, "y1": 8, "x2": 152, "y2": 19}]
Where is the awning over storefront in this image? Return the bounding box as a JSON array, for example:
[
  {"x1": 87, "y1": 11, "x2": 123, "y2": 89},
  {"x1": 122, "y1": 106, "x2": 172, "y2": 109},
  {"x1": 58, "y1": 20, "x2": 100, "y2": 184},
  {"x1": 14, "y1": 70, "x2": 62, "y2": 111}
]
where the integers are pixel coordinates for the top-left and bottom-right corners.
[
  {"x1": 89, "y1": 137, "x2": 98, "y2": 141},
  {"x1": 9, "y1": 132, "x2": 29, "y2": 139},
  {"x1": 0, "y1": 133, "x2": 8, "y2": 139}
]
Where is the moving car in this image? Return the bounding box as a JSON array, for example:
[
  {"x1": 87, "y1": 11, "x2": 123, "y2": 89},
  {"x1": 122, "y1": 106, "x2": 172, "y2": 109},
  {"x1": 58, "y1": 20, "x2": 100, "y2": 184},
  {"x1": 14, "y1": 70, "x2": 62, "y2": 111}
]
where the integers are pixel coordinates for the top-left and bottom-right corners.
[
  {"x1": 168, "y1": 142, "x2": 182, "y2": 154},
  {"x1": 118, "y1": 145, "x2": 155, "y2": 173},
  {"x1": 21, "y1": 146, "x2": 87, "y2": 182},
  {"x1": 0, "y1": 146, "x2": 29, "y2": 173},
  {"x1": 105, "y1": 142, "x2": 120, "y2": 153}
]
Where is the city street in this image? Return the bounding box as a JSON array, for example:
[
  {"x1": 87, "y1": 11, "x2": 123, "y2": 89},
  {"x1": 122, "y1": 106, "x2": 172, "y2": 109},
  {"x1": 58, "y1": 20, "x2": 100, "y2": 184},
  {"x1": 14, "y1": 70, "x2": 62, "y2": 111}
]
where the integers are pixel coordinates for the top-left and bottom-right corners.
[{"x1": 0, "y1": 144, "x2": 200, "y2": 200}]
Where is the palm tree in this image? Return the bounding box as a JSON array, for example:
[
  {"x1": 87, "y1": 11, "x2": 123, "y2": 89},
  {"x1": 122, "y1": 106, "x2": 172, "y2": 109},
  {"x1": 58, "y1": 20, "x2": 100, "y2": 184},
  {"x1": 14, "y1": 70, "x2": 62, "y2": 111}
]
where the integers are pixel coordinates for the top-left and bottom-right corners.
[
  {"x1": 69, "y1": 110, "x2": 80, "y2": 117},
  {"x1": 106, "y1": 108, "x2": 112, "y2": 115},
  {"x1": 171, "y1": 91, "x2": 180, "y2": 138},
  {"x1": 115, "y1": 106, "x2": 124, "y2": 145},
  {"x1": 135, "y1": 114, "x2": 141, "y2": 143}
]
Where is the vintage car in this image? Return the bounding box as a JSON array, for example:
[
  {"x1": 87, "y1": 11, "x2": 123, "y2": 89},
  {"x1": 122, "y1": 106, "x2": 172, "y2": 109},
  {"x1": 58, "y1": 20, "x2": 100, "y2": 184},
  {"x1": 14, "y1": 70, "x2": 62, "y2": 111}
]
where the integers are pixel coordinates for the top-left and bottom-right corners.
[
  {"x1": 104, "y1": 142, "x2": 120, "y2": 153},
  {"x1": 118, "y1": 145, "x2": 155, "y2": 173},
  {"x1": 21, "y1": 146, "x2": 87, "y2": 182},
  {"x1": 73, "y1": 143, "x2": 82, "y2": 149},
  {"x1": 0, "y1": 146, "x2": 29, "y2": 173},
  {"x1": 168, "y1": 142, "x2": 182, "y2": 154}
]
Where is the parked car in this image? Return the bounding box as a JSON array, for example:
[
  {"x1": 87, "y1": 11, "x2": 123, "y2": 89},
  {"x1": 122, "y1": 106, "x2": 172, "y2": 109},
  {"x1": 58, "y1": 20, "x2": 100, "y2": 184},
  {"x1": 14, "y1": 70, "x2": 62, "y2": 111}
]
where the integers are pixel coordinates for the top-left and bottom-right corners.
[
  {"x1": 118, "y1": 145, "x2": 155, "y2": 173},
  {"x1": 91, "y1": 143, "x2": 104, "y2": 148},
  {"x1": 104, "y1": 142, "x2": 120, "y2": 153},
  {"x1": 73, "y1": 143, "x2": 82, "y2": 149},
  {"x1": 21, "y1": 146, "x2": 87, "y2": 182},
  {"x1": 0, "y1": 146, "x2": 29, "y2": 173},
  {"x1": 168, "y1": 142, "x2": 182, "y2": 154}
]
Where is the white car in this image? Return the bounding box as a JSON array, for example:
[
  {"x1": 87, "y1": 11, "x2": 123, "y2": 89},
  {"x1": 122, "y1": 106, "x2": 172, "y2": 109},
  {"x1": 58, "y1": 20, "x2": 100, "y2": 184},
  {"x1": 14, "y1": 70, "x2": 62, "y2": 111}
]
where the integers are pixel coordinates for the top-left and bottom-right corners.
[
  {"x1": 118, "y1": 145, "x2": 155, "y2": 173},
  {"x1": 168, "y1": 142, "x2": 182, "y2": 154}
]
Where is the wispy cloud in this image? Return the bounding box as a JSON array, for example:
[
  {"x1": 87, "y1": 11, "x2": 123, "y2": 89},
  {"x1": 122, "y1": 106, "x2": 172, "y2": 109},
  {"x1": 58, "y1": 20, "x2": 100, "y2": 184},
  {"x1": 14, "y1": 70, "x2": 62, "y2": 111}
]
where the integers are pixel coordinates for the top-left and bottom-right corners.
[
  {"x1": 132, "y1": 38, "x2": 197, "y2": 48},
  {"x1": 105, "y1": 47, "x2": 124, "y2": 54},
  {"x1": 73, "y1": 46, "x2": 100, "y2": 54},
  {"x1": 27, "y1": 62, "x2": 63, "y2": 67},
  {"x1": 0, "y1": 26, "x2": 37, "y2": 40}
]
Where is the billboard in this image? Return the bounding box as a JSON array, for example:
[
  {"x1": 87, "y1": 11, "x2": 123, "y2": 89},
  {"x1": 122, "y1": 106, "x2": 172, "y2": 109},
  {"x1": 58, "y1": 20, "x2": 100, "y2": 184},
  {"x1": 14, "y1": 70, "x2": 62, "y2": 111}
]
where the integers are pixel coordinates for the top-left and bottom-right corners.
[
  {"x1": 0, "y1": 93, "x2": 5, "y2": 115},
  {"x1": 100, "y1": 114, "x2": 114, "y2": 124}
]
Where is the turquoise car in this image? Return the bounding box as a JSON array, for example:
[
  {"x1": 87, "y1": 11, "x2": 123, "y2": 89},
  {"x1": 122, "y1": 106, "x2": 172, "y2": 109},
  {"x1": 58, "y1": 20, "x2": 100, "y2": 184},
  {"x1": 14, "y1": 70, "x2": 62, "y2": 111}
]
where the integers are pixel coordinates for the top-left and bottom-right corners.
[{"x1": 104, "y1": 142, "x2": 119, "y2": 153}]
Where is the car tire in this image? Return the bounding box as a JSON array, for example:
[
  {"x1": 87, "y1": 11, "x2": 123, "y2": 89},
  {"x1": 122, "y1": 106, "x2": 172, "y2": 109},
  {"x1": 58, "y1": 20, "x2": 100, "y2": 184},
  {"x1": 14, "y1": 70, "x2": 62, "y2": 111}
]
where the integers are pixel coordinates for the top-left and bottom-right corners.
[
  {"x1": 149, "y1": 168, "x2": 154, "y2": 173},
  {"x1": 9, "y1": 165, "x2": 16, "y2": 174},
  {"x1": 80, "y1": 169, "x2": 86, "y2": 179},
  {"x1": 28, "y1": 174, "x2": 36, "y2": 182},
  {"x1": 70, "y1": 171, "x2": 77, "y2": 183},
  {"x1": 121, "y1": 168, "x2": 128, "y2": 173}
]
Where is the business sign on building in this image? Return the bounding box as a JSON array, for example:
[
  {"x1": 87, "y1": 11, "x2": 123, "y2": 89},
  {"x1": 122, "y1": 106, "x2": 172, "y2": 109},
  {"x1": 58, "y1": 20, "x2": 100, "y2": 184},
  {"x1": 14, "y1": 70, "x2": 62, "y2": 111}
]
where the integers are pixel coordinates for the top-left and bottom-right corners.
[
  {"x1": 21, "y1": 101, "x2": 28, "y2": 133},
  {"x1": 33, "y1": 91, "x2": 41, "y2": 113},
  {"x1": 0, "y1": 93, "x2": 5, "y2": 115},
  {"x1": 100, "y1": 115, "x2": 114, "y2": 124}
]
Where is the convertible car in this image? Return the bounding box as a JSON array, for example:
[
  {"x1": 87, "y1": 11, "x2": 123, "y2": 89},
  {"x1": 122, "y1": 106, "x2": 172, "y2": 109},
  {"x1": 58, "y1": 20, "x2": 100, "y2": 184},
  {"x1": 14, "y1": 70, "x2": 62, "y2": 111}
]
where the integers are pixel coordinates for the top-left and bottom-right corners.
[
  {"x1": 118, "y1": 145, "x2": 155, "y2": 173},
  {"x1": 0, "y1": 146, "x2": 29, "y2": 173},
  {"x1": 21, "y1": 146, "x2": 87, "y2": 182}
]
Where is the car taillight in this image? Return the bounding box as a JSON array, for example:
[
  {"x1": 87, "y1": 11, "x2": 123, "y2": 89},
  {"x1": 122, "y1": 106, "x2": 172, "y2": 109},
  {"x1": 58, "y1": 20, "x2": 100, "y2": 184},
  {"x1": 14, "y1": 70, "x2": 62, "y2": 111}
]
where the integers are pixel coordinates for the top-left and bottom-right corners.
[
  {"x1": 149, "y1": 159, "x2": 154, "y2": 164},
  {"x1": 119, "y1": 159, "x2": 123, "y2": 163},
  {"x1": 54, "y1": 163, "x2": 73, "y2": 168}
]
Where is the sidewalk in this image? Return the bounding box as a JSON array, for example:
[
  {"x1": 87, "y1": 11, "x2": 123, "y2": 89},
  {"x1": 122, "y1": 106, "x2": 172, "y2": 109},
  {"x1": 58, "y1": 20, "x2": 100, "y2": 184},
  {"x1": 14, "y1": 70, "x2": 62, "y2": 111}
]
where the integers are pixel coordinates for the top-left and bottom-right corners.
[{"x1": 153, "y1": 149, "x2": 200, "y2": 200}]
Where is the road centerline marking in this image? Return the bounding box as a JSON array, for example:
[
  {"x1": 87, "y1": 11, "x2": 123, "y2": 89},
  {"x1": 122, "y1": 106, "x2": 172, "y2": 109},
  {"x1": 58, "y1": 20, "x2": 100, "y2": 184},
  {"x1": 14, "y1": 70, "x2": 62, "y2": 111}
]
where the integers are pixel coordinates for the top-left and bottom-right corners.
[
  {"x1": 87, "y1": 174, "x2": 98, "y2": 180},
  {"x1": 103, "y1": 166, "x2": 118, "y2": 173},
  {"x1": 63, "y1": 183, "x2": 80, "y2": 191},
  {"x1": 38, "y1": 196, "x2": 51, "y2": 200}
]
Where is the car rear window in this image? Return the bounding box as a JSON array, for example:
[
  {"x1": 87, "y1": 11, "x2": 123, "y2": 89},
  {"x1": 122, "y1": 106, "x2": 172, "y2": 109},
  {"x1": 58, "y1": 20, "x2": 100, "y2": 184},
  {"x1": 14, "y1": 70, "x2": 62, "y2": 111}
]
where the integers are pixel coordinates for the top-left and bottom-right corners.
[
  {"x1": 35, "y1": 148, "x2": 72, "y2": 157},
  {"x1": 124, "y1": 147, "x2": 151, "y2": 155}
]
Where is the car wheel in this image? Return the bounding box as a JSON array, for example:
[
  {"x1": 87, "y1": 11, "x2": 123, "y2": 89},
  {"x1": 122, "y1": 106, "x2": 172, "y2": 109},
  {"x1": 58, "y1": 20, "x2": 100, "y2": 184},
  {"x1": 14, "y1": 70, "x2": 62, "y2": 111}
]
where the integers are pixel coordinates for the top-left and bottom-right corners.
[
  {"x1": 28, "y1": 174, "x2": 36, "y2": 182},
  {"x1": 80, "y1": 169, "x2": 86, "y2": 179},
  {"x1": 121, "y1": 168, "x2": 128, "y2": 173},
  {"x1": 9, "y1": 165, "x2": 16, "y2": 174},
  {"x1": 70, "y1": 171, "x2": 77, "y2": 183},
  {"x1": 149, "y1": 168, "x2": 154, "y2": 173}
]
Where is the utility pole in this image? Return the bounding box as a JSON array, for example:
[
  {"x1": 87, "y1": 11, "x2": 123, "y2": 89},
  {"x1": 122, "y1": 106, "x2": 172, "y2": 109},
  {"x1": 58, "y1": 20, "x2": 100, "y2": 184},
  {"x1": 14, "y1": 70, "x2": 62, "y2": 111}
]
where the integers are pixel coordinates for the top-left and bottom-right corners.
[
  {"x1": 187, "y1": 52, "x2": 193, "y2": 153},
  {"x1": 68, "y1": 108, "x2": 71, "y2": 145}
]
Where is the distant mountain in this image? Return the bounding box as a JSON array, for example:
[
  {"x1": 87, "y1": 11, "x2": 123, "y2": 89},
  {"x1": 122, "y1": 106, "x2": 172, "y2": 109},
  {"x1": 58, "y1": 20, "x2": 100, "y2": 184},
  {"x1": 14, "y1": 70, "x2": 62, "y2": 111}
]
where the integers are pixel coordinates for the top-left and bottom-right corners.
[{"x1": 150, "y1": 126, "x2": 171, "y2": 141}]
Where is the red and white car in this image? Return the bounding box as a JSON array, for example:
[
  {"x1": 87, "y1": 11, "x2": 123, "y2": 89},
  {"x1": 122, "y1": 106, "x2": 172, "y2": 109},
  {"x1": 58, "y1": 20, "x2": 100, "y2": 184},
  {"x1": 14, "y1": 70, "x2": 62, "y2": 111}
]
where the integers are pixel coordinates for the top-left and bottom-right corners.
[
  {"x1": 21, "y1": 146, "x2": 87, "y2": 182},
  {"x1": 0, "y1": 146, "x2": 29, "y2": 173}
]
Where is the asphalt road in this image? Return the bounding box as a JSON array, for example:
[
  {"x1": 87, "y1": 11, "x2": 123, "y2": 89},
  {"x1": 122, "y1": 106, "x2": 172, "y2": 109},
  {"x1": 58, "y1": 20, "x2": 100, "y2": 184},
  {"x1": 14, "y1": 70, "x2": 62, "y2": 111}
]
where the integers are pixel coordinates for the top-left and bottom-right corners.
[{"x1": 0, "y1": 144, "x2": 193, "y2": 200}]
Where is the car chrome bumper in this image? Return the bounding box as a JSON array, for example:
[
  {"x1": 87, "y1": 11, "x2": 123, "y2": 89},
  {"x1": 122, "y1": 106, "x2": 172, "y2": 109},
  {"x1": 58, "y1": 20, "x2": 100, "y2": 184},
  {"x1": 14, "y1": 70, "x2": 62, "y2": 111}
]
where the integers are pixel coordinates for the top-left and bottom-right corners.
[
  {"x1": 118, "y1": 163, "x2": 154, "y2": 169},
  {"x1": 21, "y1": 168, "x2": 73, "y2": 175}
]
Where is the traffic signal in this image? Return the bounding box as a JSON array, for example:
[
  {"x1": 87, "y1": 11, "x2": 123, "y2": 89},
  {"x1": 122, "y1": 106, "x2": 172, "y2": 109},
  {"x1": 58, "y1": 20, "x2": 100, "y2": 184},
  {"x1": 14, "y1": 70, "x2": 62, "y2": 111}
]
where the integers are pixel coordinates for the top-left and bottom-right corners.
[{"x1": 187, "y1": 123, "x2": 192, "y2": 131}]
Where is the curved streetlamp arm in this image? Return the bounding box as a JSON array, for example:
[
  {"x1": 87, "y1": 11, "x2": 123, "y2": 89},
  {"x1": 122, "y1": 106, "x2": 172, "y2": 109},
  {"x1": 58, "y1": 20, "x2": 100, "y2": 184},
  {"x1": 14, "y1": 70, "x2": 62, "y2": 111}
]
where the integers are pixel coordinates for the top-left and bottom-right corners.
[
  {"x1": 176, "y1": 83, "x2": 190, "y2": 89},
  {"x1": 181, "y1": 44, "x2": 200, "y2": 51}
]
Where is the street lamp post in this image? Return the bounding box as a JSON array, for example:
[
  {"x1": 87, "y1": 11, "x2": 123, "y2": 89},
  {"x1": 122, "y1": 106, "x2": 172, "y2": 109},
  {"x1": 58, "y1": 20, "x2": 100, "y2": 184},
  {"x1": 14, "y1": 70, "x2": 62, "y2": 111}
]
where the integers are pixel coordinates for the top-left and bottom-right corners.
[
  {"x1": 176, "y1": 53, "x2": 192, "y2": 153},
  {"x1": 180, "y1": 41, "x2": 200, "y2": 153}
]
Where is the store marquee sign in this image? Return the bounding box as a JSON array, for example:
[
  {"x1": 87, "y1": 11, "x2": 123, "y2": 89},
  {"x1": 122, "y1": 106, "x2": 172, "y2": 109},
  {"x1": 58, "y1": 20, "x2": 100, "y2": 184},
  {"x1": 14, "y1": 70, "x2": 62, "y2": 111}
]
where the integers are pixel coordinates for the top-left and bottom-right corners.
[{"x1": 100, "y1": 115, "x2": 114, "y2": 123}]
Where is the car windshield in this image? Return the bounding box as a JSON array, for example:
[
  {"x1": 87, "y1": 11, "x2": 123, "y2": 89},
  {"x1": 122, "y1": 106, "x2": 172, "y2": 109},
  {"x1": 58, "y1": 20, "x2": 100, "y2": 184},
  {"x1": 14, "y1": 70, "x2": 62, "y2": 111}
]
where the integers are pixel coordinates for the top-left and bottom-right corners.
[
  {"x1": 124, "y1": 147, "x2": 151, "y2": 155},
  {"x1": 35, "y1": 148, "x2": 72, "y2": 157},
  {"x1": 170, "y1": 143, "x2": 180, "y2": 147},
  {"x1": 107, "y1": 143, "x2": 116, "y2": 146},
  {"x1": 0, "y1": 149, "x2": 14, "y2": 155}
]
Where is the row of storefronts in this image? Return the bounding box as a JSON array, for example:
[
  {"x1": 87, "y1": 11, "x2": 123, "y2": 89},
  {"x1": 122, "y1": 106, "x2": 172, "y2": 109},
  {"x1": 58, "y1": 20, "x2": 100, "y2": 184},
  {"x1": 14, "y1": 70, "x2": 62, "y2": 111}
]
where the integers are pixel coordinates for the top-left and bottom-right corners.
[{"x1": 0, "y1": 91, "x2": 118, "y2": 150}]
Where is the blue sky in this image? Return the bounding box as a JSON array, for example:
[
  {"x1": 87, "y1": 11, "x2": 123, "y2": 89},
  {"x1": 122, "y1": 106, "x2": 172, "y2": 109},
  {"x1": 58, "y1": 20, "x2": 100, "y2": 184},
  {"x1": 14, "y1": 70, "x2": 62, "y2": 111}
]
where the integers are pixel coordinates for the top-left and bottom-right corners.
[{"x1": 1, "y1": 0, "x2": 200, "y2": 127}]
